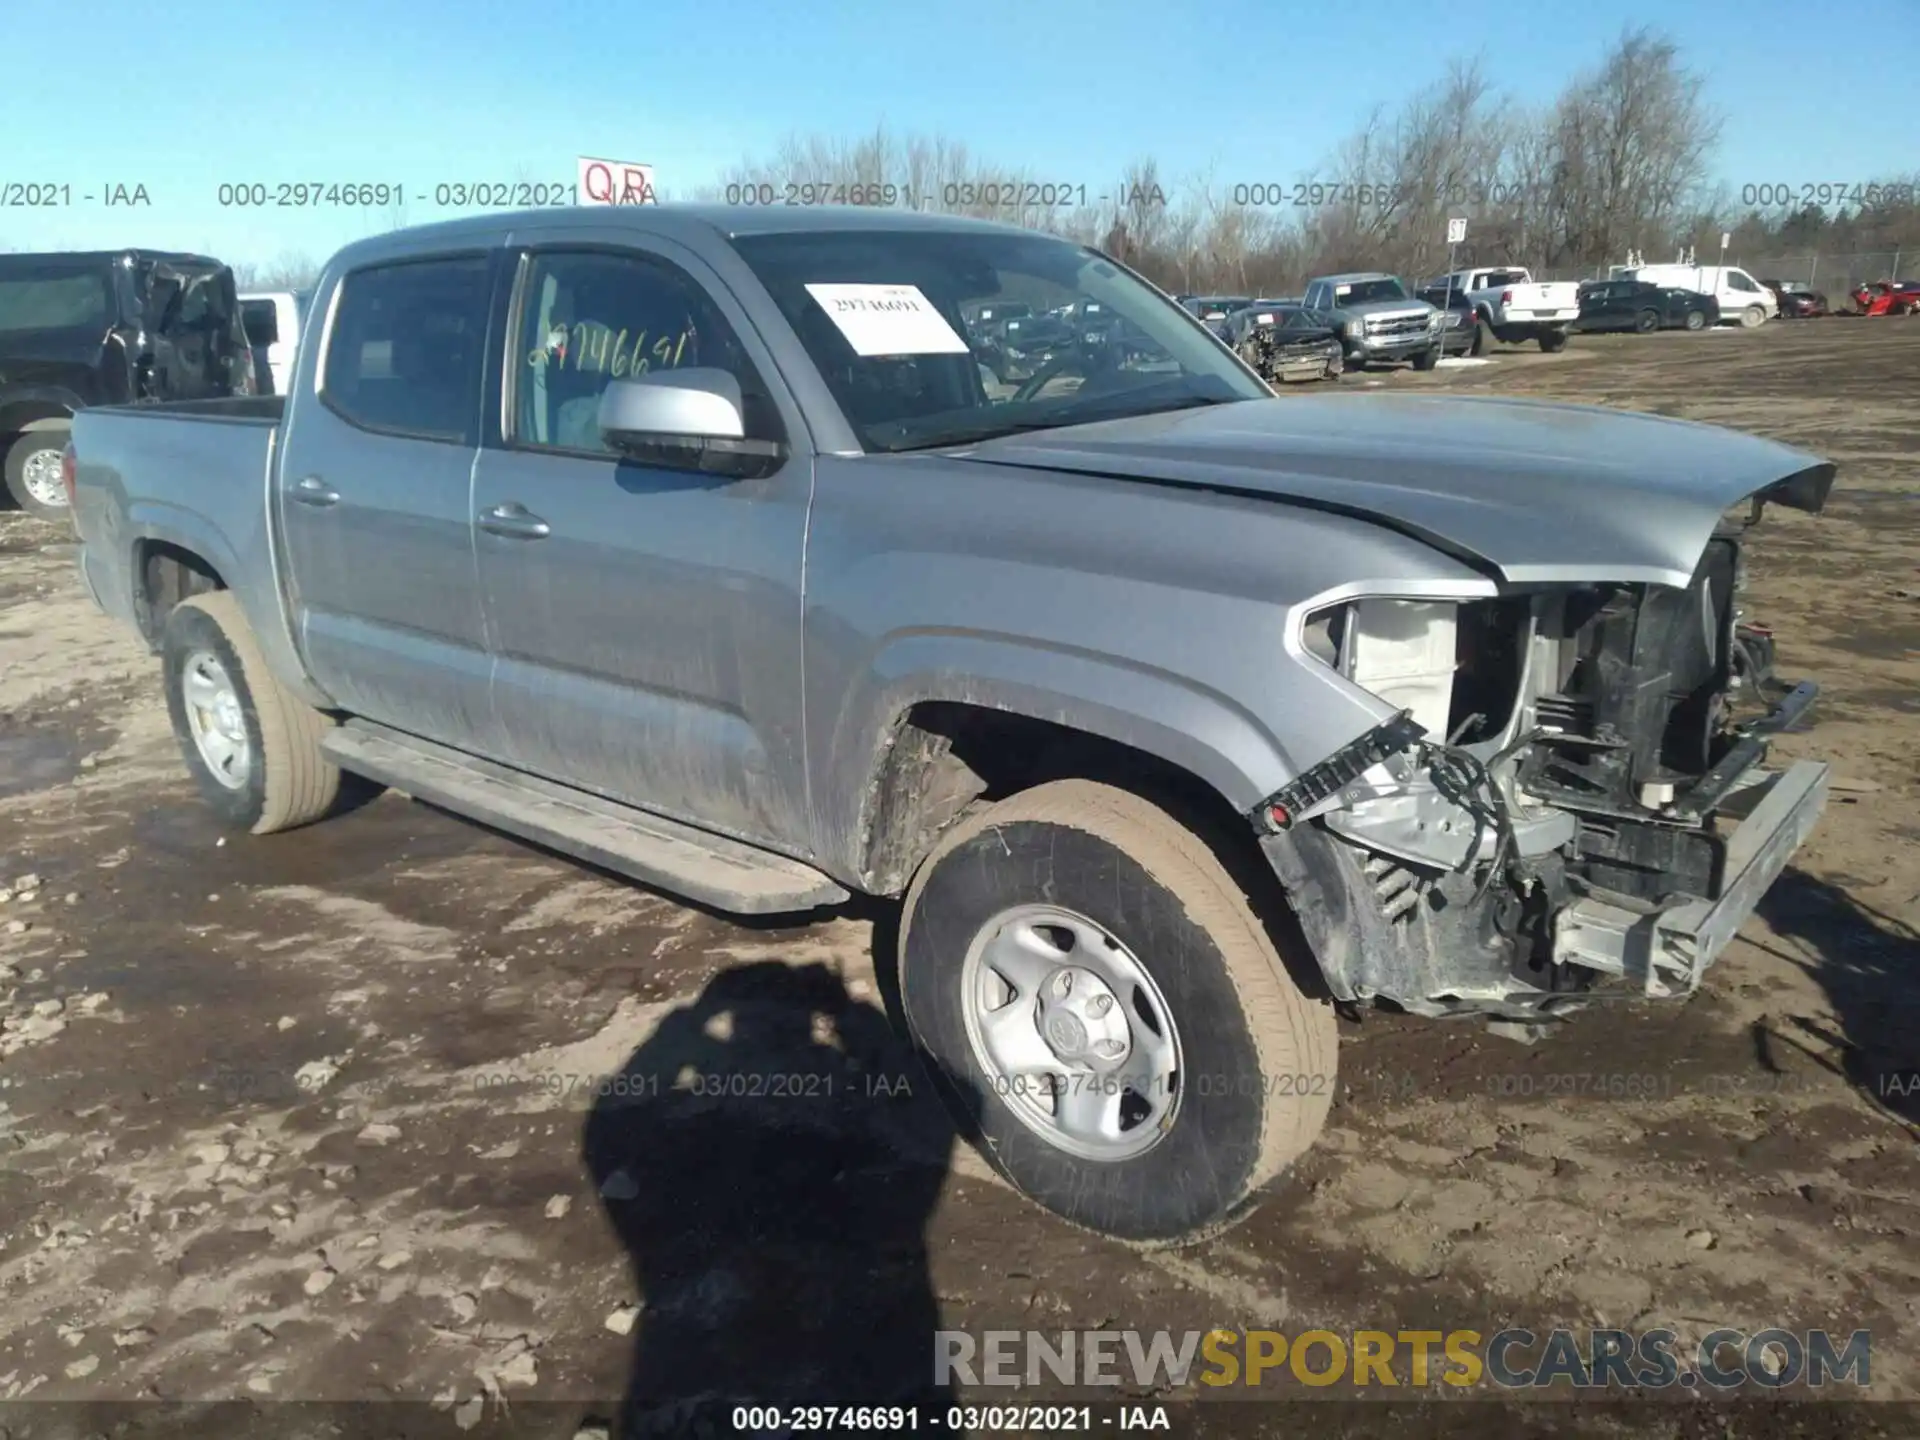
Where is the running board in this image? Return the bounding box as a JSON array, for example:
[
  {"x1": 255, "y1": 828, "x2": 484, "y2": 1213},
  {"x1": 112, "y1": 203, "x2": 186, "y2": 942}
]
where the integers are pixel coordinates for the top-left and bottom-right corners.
[{"x1": 321, "y1": 720, "x2": 850, "y2": 915}]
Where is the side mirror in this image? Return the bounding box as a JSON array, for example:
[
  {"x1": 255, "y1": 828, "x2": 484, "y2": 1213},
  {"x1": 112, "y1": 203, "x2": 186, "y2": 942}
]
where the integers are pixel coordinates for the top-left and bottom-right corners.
[{"x1": 598, "y1": 368, "x2": 786, "y2": 479}]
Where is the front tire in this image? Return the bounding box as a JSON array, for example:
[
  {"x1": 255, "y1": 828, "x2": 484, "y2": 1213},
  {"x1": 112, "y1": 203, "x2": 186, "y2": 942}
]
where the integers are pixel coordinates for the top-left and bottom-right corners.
[
  {"x1": 899, "y1": 780, "x2": 1336, "y2": 1243},
  {"x1": 1411, "y1": 345, "x2": 1441, "y2": 372},
  {"x1": 3, "y1": 432, "x2": 69, "y2": 521},
  {"x1": 161, "y1": 592, "x2": 344, "y2": 834},
  {"x1": 1741, "y1": 305, "x2": 1767, "y2": 328}
]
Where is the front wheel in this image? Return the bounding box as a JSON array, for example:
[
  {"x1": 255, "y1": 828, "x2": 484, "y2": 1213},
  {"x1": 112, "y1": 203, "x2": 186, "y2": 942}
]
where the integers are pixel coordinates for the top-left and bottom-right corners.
[
  {"x1": 899, "y1": 781, "x2": 1336, "y2": 1243},
  {"x1": 1411, "y1": 345, "x2": 1441, "y2": 371},
  {"x1": 162, "y1": 592, "x2": 345, "y2": 834},
  {"x1": 1741, "y1": 305, "x2": 1767, "y2": 328},
  {"x1": 3, "y1": 432, "x2": 69, "y2": 521}
]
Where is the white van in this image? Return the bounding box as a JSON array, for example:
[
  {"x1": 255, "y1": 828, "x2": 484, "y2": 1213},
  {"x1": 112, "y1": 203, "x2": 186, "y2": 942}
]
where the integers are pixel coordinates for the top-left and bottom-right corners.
[{"x1": 1623, "y1": 265, "x2": 1777, "y2": 328}]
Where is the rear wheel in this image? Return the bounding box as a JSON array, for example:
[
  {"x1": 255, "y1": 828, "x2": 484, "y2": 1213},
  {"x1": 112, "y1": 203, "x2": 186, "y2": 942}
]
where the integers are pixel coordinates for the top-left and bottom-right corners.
[
  {"x1": 1685, "y1": 308, "x2": 1708, "y2": 331},
  {"x1": 1635, "y1": 308, "x2": 1660, "y2": 333},
  {"x1": 3, "y1": 432, "x2": 69, "y2": 521},
  {"x1": 162, "y1": 592, "x2": 344, "y2": 835},
  {"x1": 1538, "y1": 329, "x2": 1569, "y2": 353},
  {"x1": 1411, "y1": 344, "x2": 1441, "y2": 371},
  {"x1": 899, "y1": 780, "x2": 1336, "y2": 1243}
]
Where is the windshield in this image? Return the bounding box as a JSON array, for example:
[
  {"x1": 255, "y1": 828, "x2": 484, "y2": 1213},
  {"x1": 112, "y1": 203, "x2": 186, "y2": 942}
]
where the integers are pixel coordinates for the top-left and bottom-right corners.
[
  {"x1": 1331, "y1": 278, "x2": 1408, "y2": 305},
  {"x1": 731, "y1": 228, "x2": 1265, "y2": 453}
]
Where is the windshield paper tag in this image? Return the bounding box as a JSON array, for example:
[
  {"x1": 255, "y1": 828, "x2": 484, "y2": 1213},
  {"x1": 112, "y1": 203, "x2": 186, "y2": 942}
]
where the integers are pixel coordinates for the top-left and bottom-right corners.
[{"x1": 804, "y1": 284, "x2": 970, "y2": 357}]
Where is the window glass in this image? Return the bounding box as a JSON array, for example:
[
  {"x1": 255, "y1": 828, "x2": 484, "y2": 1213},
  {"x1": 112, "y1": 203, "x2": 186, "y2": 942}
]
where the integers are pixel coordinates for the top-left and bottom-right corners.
[
  {"x1": 732, "y1": 228, "x2": 1264, "y2": 453},
  {"x1": 322, "y1": 256, "x2": 490, "y2": 442},
  {"x1": 1329, "y1": 278, "x2": 1409, "y2": 305},
  {"x1": 512, "y1": 250, "x2": 765, "y2": 454},
  {"x1": 0, "y1": 272, "x2": 110, "y2": 333}
]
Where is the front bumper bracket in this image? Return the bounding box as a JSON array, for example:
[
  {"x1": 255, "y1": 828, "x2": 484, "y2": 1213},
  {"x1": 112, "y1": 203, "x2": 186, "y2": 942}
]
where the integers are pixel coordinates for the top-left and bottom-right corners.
[{"x1": 1552, "y1": 759, "x2": 1830, "y2": 997}]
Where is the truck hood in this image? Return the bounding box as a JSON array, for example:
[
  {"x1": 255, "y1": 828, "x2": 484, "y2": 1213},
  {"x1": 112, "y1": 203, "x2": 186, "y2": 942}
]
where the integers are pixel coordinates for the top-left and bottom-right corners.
[{"x1": 956, "y1": 393, "x2": 1834, "y2": 589}]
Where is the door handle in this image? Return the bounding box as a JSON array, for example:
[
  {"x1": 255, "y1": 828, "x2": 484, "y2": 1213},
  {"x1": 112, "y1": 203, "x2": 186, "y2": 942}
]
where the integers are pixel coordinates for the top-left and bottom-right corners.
[
  {"x1": 291, "y1": 475, "x2": 339, "y2": 507},
  {"x1": 478, "y1": 502, "x2": 551, "y2": 539}
]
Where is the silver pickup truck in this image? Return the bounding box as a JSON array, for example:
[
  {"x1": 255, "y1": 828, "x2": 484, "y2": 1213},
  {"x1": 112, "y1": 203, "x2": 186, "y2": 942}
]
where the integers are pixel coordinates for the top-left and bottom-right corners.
[{"x1": 67, "y1": 206, "x2": 1834, "y2": 1244}]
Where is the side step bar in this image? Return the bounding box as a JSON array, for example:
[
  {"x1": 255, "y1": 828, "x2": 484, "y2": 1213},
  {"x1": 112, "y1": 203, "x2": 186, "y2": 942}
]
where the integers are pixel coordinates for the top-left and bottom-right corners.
[{"x1": 321, "y1": 720, "x2": 850, "y2": 916}]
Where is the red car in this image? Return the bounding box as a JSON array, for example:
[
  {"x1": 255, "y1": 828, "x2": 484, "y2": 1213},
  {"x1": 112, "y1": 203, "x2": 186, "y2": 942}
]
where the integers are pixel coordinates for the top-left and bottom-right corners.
[{"x1": 1850, "y1": 281, "x2": 1920, "y2": 316}]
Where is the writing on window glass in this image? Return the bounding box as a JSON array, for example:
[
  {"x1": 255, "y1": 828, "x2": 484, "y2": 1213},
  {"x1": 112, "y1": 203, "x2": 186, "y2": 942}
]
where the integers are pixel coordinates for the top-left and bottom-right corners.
[{"x1": 527, "y1": 322, "x2": 694, "y2": 378}]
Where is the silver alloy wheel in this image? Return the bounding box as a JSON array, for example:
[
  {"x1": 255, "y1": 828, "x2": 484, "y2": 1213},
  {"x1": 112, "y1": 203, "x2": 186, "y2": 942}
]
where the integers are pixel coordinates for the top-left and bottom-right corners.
[
  {"x1": 180, "y1": 650, "x2": 251, "y2": 790},
  {"x1": 959, "y1": 903, "x2": 1183, "y2": 1162},
  {"x1": 20, "y1": 447, "x2": 66, "y2": 508}
]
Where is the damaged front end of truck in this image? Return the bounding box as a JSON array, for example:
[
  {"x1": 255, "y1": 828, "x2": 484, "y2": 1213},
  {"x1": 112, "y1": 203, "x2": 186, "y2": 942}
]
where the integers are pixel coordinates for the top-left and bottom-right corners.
[{"x1": 1253, "y1": 468, "x2": 1835, "y2": 1022}]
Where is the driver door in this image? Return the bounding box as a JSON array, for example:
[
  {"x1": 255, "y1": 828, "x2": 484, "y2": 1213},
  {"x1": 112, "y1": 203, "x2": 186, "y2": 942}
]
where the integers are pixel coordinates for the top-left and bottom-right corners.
[{"x1": 469, "y1": 237, "x2": 817, "y2": 852}]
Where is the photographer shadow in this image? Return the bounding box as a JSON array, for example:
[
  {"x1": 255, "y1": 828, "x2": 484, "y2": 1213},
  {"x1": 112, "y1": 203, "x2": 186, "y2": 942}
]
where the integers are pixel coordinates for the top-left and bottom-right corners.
[
  {"x1": 1755, "y1": 867, "x2": 1920, "y2": 1124},
  {"x1": 582, "y1": 958, "x2": 971, "y2": 1437}
]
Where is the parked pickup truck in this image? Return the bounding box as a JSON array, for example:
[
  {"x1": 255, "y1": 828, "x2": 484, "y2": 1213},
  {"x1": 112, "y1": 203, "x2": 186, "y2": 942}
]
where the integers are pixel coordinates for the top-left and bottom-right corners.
[
  {"x1": 1425, "y1": 266, "x2": 1580, "y2": 352},
  {"x1": 1300, "y1": 272, "x2": 1444, "y2": 369},
  {"x1": 68, "y1": 206, "x2": 1835, "y2": 1244}
]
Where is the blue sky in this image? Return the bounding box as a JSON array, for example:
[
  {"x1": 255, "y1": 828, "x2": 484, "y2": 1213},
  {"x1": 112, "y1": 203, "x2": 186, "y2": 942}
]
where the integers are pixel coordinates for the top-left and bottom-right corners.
[{"x1": 2, "y1": 0, "x2": 1912, "y2": 265}]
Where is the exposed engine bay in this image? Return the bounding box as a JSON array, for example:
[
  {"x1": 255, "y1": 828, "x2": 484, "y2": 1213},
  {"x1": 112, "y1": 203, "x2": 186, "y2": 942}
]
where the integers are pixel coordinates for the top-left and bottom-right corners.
[{"x1": 1256, "y1": 507, "x2": 1831, "y2": 1021}]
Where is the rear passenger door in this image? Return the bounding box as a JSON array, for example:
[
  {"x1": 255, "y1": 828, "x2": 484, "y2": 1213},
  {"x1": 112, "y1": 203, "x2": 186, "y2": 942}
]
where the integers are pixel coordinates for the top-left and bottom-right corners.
[{"x1": 277, "y1": 251, "x2": 511, "y2": 757}]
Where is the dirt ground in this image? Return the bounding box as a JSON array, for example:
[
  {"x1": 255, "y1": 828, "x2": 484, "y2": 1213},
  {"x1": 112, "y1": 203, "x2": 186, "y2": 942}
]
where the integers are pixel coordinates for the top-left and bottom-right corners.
[{"x1": 0, "y1": 320, "x2": 1916, "y2": 1439}]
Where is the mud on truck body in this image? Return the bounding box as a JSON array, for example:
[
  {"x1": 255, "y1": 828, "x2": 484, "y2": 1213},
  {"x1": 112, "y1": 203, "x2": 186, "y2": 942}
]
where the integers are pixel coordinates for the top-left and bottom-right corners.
[{"x1": 66, "y1": 206, "x2": 1834, "y2": 1244}]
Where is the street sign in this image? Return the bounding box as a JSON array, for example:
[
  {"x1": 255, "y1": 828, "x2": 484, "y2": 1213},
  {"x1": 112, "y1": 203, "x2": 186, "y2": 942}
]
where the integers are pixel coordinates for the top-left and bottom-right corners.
[
  {"x1": 1447, "y1": 217, "x2": 1467, "y2": 245},
  {"x1": 1720, "y1": 231, "x2": 1731, "y2": 249},
  {"x1": 578, "y1": 157, "x2": 656, "y2": 206}
]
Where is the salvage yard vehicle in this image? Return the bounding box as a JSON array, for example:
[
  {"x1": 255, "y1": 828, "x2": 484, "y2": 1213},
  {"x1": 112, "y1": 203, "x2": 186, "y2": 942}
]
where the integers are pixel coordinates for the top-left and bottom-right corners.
[
  {"x1": 1302, "y1": 271, "x2": 1443, "y2": 370},
  {"x1": 239, "y1": 290, "x2": 308, "y2": 396},
  {"x1": 1, "y1": 249, "x2": 254, "y2": 520},
  {"x1": 1623, "y1": 263, "x2": 1777, "y2": 328},
  {"x1": 1424, "y1": 266, "x2": 1578, "y2": 352},
  {"x1": 68, "y1": 206, "x2": 1835, "y2": 1244},
  {"x1": 1220, "y1": 302, "x2": 1344, "y2": 383},
  {"x1": 1178, "y1": 295, "x2": 1254, "y2": 339},
  {"x1": 1848, "y1": 281, "x2": 1920, "y2": 316},
  {"x1": 1760, "y1": 279, "x2": 1828, "y2": 318},
  {"x1": 1577, "y1": 279, "x2": 1719, "y2": 333},
  {"x1": 1414, "y1": 284, "x2": 1489, "y2": 357}
]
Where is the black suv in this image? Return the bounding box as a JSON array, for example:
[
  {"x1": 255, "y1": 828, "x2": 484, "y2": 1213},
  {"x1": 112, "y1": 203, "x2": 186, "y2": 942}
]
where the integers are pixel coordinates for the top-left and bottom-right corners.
[{"x1": 0, "y1": 250, "x2": 253, "y2": 520}]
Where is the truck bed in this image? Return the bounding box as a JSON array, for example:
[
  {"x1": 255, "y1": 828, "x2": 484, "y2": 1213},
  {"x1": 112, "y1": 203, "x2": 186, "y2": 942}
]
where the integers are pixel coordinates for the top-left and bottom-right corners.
[
  {"x1": 68, "y1": 397, "x2": 296, "y2": 684},
  {"x1": 93, "y1": 394, "x2": 286, "y2": 424}
]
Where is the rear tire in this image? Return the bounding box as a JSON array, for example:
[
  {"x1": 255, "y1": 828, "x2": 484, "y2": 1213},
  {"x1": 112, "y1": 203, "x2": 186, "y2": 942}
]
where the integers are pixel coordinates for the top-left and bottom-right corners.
[
  {"x1": 1685, "y1": 309, "x2": 1708, "y2": 331},
  {"x1": 3, "y1": 432, "x2": 69, "y2": 522},
  {"x1": 1411, "y1": 345, "x2": 1441, "y2": 371},
  {"x1": 161, "y1": 592, "x2": 343, "y2": 835},
  {"x1": 898, "y1": 780, "x2": 1336, "y2": 1243},
  {"x1": 1538, "y1": 329, "x2": 1569, "y2": 353},
  {"x1": 1635, "y1": 308, "x2": 1660, "y2": 333}
]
